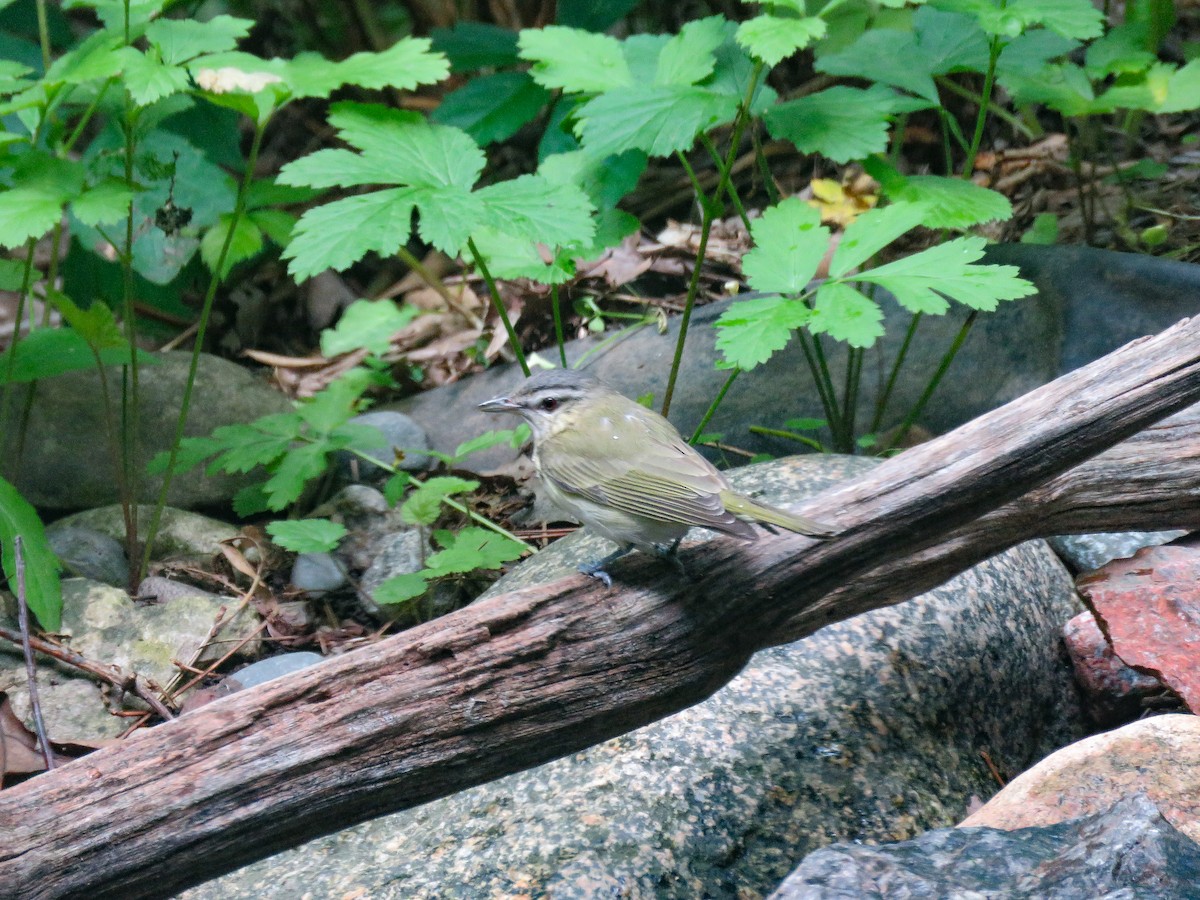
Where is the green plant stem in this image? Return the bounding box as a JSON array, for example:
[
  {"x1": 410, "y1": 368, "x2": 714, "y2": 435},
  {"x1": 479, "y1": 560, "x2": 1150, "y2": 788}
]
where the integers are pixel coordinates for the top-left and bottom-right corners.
[
  {"x1": 0, "y1": 241, "x2": 39, "y2": 481},
  {"x1": 688, "y1": 367, "x2": 739, "y2": 444},
  {"x1": 699, "y1": 132, "x2": 751, "y2": 232},
  {"x1": 748, "y1": 425, "x2": 824, "y2": 452},
  {"x1": 393, "y1": 245, "x2": 482, "y2": 329},
  {"x1": 935, "y1": 76, "x2": 1035, "y2": 141},
  {"x1": 891, "y1": 310, "x2": 977, "y2": 449},
  {"x1": 139, "y1": 117, "x2": 271, "y2": 582},
  {"x1": 751, "y1": 126, "x2": 779, "y2": 206},
  {"x1": 551, "y1": 284, "x2": 567, "y2": 367},
  {"x1": 839, "y1": 346, "x2": 862, "y2": 454},
  {"x1": 660, "y1": 186, "x2": 713, "y2": 418},
  {"x1": 870, "y1": 312, "x2": 921, "y2": 434},
  {"x1": 961, "y1": 32, "x2": 1004, "y2": 178},
  {"x1": 467, "y1": 237, "x2": 528, "y2": 377},
  {"x1": 803, "y1": 329, "x2": 844, "y2": 442},
  {"x1": 34, "y1": 0, "x2": 51, "y2": 72}
]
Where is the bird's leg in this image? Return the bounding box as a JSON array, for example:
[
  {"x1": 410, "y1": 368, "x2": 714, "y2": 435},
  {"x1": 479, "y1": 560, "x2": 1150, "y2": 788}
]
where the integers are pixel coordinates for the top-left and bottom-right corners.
[
  {"x1": 653, "y1": 538, "x2": 688, "y2": 578},
  {"x1": 579, "y1": 544, "x2": 633, "y2": 588}
]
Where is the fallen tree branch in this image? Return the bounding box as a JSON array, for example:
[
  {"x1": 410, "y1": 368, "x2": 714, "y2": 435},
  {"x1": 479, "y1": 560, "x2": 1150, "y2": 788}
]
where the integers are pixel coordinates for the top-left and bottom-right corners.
[{"x1": 2, "y1": 318, "x2": 1200, "y2": 899}]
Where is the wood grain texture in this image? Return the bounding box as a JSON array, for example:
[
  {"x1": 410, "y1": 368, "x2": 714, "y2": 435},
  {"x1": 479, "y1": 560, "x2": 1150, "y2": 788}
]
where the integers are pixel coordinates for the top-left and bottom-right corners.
[{"x1": 3, "y1": 317, "x2": 1200, "y2": 899}]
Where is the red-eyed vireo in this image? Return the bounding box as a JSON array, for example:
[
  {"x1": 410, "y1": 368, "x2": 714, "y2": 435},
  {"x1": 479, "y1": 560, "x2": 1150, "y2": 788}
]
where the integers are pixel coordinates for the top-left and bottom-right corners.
[{"x1": 479, "y1": 369, "x2": 837, "y2": 585}]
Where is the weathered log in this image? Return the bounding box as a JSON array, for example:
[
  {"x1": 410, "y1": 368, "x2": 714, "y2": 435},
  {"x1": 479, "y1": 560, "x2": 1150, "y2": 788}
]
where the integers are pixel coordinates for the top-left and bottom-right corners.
[{"x1": 2, "y1": 318, "x2": 1200, "y2": 900}]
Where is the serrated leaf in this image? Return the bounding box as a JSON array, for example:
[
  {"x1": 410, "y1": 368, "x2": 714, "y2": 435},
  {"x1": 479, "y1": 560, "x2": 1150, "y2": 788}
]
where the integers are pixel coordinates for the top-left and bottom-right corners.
[
  {"x1": 123, "y1": 50, "x2": 190, "y2": 105},
  {"x1": 249, "y1": 208, "x2": 296, "y2": 247},
  {"x1": 469, "y1": 228, "x2": 576, "y2": 284},
  {"x1": 431, "y1": 71, "x2": 550, "y2": 145},
  {"x1": 0, "y1": 328, "x2": 158, "y2": 384},
  {"x1": 276, "y1": 148, "x2": 402, "y2": 189},
  {"x1": 321, "y1": 299, "x2": 420, "y2": 357},
  {"x1": 401, "y1": 476, "x2": 480, "y2": 526},
  {"x1": 263, "y1": 441, "x2": 330, "y2": 510},
  {"x1": 575, "y1": 85, "x2": 736, "y2": 158},
  {"x1": 656, "y1": 16, "x2": 727, "y2": 85},
  {"x1": 0, "y1": 476, "x2": 62, "y2": 631},
  {"x1": 808, "y1": 282, "x2": 885, "y2": 348},
  {"x1": 475, "y1": 174, "x2": 595, "y2": 247},
  {"x1": 374, "y1": 571, "x2": 431, "y2": 605},
  {"x1": 207, "y1": 414, "x2": 303, "y2": 474},
  {"x1": 0, "y1": 258, "x2": 30, "y2": 291},
  {"x1": 715, "y1": 295, "x2": 811, "y2": 370},
  {"x1": 432, "y1": 22, "x2": 520, "y2": 73},
  {"x1": 537, "y1": 149, "x2": 647, "y2": 211},
  {"x1": 1158, "y1": 58, "x2": 1200, "y2": 113},
  {"x1": 737, "y1": 14, "x2": 827, "y2": 67},
  {"x1": 450, "y1": 429, "x2": 523, "y2": 463},
  {"x1": 49, "y1": 292, "x2": 125, "y2": 350},
  {"x1": 426, "y1": 526, "x2": 525, "y2": 574},
  {"x1": 765, "y1": 85, "x2": 925, "y2": 164},
  {"x1": 519, "y1": 27, "x2": 631, "y2": 92},
  {"x1": 855, "y1": 236, "x2": 1036, "y2": 314},
  {"x1": 829, "y1": 202, "x2": 928, "y2": 277},
  {"x1": 146, "y1": 15, "x2": 252, "y2": 65},
  {"x1": 281, "y1": 38, "x2": 449, "y2": 98},
  {"x1": 266, "y1": 519, "x2": 348, "y2": 554},
  {"x1": 883, "y1": 175, "x2": 1011, "y2": 230},
  {"x1": 298, "y1": 368, "x2": 374, "y2": 434},
  {"x1": 200, "y1": 214, "x2": 263, "y2": 277},
  {"x1": 70, "y1": 179, "x2": 133, "y2": 227},
  {"x1": 742, "y1": 198, "x2": 829, "y2": 294},
  {"x1": 283, "y1": 189, "x2": 417, "y2": 281},
  {"x1": 413, "y1": 185, "x2": 484, "y2": 253},
  {"x1": 47, "y1": 33, "x2": 136, "y2": 84},
  {"x1": 932, "y1": 0, "x2": 1102, "y2": 40}
]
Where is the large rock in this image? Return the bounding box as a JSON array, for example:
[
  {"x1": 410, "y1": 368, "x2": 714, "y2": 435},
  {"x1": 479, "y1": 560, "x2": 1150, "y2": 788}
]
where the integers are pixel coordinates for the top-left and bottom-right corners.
[
  {"x1": 185, "y1": 455, "x2": 1086, "y2": 899},
  {"x1": 0, "y1": 352, "x2": 290, "y2": 510}
]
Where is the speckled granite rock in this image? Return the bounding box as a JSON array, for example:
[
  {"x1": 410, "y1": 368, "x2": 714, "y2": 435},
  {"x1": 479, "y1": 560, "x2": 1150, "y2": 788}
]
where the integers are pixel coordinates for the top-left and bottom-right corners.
[
  {"x1": 0, "y1": 577, "x2": 259, "y2": 742},
  {"x1": 1063, "y1": 610, "x2": 1167, "y2": 727},
  {"x1": 48, "y1": 505, "x2": 240, "y2": 562},
  {"x1": 962, "y1": 713, "x2": 1200, "y2": 843},
  {"x1": 185, "y1": 455, "x2": 1086, "y2": 900},
  {"x1": 772, "y1": 793, "x2": 1200, "y2": 899},
  {"x1": 1049, "y1": 530, "x2": 1185, "y2": 574}
]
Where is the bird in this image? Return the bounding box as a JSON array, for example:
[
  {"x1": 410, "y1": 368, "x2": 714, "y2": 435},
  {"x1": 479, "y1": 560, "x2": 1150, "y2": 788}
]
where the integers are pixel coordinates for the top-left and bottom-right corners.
[{"x1": 479, "y1": 368, "x2": 837, "y2": 586}]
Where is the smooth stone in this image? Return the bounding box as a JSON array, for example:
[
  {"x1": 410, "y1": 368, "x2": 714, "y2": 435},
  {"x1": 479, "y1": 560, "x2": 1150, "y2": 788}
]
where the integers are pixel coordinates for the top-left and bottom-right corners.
[
  {"x1": 290, "y1": 552, "x2": 347, "y2": 593},
  {"x1": 184, "y1": 455, "x2": 1086, "y2": 900},
  {"x1": 1049, "y1": 530, "x2": 1185, "y2": 574},
  {"x1": 50, "y1": 505, "x2": 240, "y2": 562},
  {"x1": 0, "y1": 578, "x2": 260, "y2": 742},
  {"x1": 0, "y1": 352, "x2": 291, "y2": 511},
  {"x1": 46, "y1": 526, "x2": 129, "y2": 587},
  {"x1": 335, "y1": 410, "x2": 432, "y2": 479},
  {"x1": 772, "y1": 793, "x2": 1200, "y2": 899},
  {"x1": 961, "y1": 714, "x2": 1200, "y2": 844},
  {"x1": 227, "y1": 652, "x2": 325, "y2": 690}
]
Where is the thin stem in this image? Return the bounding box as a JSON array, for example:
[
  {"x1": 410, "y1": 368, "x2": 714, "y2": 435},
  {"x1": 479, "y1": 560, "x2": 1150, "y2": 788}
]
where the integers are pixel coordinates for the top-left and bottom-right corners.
[
  {"x1": 393, "y1": 245, "x2": 482, "y2": 329},
  {"x1": 14, "y1": 537, "x2": 54, "y2": 770},
  {"x1": 0, "y1": 240, "x2": 38, "y2": 480},
  {"x1": 871, "y1": 312, "x2": 922, "y2": 434},
  {"x1": 661, "y1": 194, "x2": 712, "y2": 419},
  {"x1": 935, "y1": 75, "x2": 1035, "y2": 141},
  {"x1": 807, "y1": 330, "x2": 844, "y2": 441},
  {"x1": 795, "y1": 328, "x2": 840, "y2": 439},
  {"x1": 840, "y1": 346, "x2": 862, "y2": 453},
  {"x1": 699, "y1": 132, "x2": 751, "y2": 233},
  {"x1": 688, "y1": 367, "x2": 739, "y2": 444},
  {"x1": 140, "y1": 117, "x2": 271, "y2": 581},
  {"x1": 34, "y1": 0, "x2": 51, "y2": 72},
  {"x1": 747, "y1": 425, "x2": 825, "y2": 452},
  {"x1": 961, "y1": 32, "x2": 1003, "y2": 178},
  {"x1": 467, "y1": 237, "x2": 528, "y2": 376},
  {"x1": 551, "y1": 284, "x2": 567, "y2": 367},
  {"x1": 891, "y1": 310, "x2": 978, "y2": 449}
]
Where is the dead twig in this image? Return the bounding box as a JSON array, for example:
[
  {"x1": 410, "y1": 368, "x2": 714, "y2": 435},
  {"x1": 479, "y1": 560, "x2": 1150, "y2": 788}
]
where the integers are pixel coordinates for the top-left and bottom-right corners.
[{"x1": 13, "y1": 539, "x2": 53, "y2": 770}]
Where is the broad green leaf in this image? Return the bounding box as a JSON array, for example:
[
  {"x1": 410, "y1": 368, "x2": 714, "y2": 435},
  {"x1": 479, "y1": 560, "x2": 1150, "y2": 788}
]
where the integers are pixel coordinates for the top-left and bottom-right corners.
[
  {"x1": 200, "y1": 214, "x2": 263, "y2": 277},
  {"x1": 932, "y1": 0, "x2": 1103, "y2": 40},
  {"x1": 374, "y1": 571, "x2": 431, "y2": 604},
  {"x1": 1084, "y1": 24, "x2": 1157, "y2": 79},
  {"x1": 248, "y1": 208, "x2": 296, "y2": 247},
  {"x1": 998, "y1": 62, "x2": 1098, "y2": 115},
  {"x1": 321, "y1": 299, "x2": 420, "y2": 357},
  {"x1": 538, "y1": 149, "x2": 647, "y2": 211},
  {"x1": 46, "y1": 32, "x2": 135, "y2": 84},
  {"x1": 519, "y1": 27, "x2": 631, "y2": 92},
  {"x1": 266, "y1": 519, "x2": 348, "y2": 554},
  {"x1": 425, "y1": 526, "x2": 525, "y2": 574},
  {"x1": 298, "y1": 368, "x2": 375, "y2": 434},
  {"x1": 0, "y1": 476, "x2": 62, "y2": 631},
  {"x1": 263, "y1": 442, "x2": 331, "y2": 510},
  {"x1": 208, "y1": 414, "x2": 303, "y2": 474},
  {"x1": 575, "y1": 85, "x2": 736, "y2": 158},
  {"x1": 123, "y1": 49, "x2": 190, "y2": 105},
  {"x1": 1158, "y1": 58, "x2": 1200, "y2": 113},
  {"x1": 469, "y1": 228, "x2": 576, "y2": 284},
  {"x1": 0, "y1": 328, "x2": 157, "y2": 384},
  {"x1": 450, "y1": 429, "x2": 524, "y2": 463},
  {"x1": 829, "y1": 202, "x2": 928, "y2": 277},
  {"x1": 996, "y1": 29, "x2": 1079, "y2": 77},
  {"x1": 432, "y1": 22, "x2": 520, "y2": 72},
  {"x1": 413, "y1": 185, "x2": 485, "y2": 253},
  {"x1": 912, "y1": 7, "x2": 990, "y2": 73},
  {"x1": 147, "y1": 435, "x2": 225, "y2": 476},
  {"x1": 0, "y1": 60, "x2": 32, "y2": 95},
  {"x1": 655, "y1": 16, "x2": 726, "y2": 85},
  {"x1": 558, "y1": 0, "x2": 640, "y2": 31},
  {"x1": 765, "y1": 85, "x2": 929, "y2": 163},
  {"x1": 742, "y1": 199, "x2": 829, "y2": 294},
  {"x1": 432, "y1": 71, "x2": 550, "y2": 145},
  {"x1": 70, "y1": 179, "x2": 133, "y2": 227},
  {"x1": 884, "y1": 175, "x2": 1012, "y2": 230},
  {"x1": 855, "y1": 236, "x2": 1036, "y2": 313},
  {"x1": 283, "y1": 189, "x2": 417, "y2": 281},
  {"x1": 146, "y1": 15, "x2": 252, "y2": 65},
  {"x1": 808, "y1": 282, "x2": 885, "y2": 348},
  {"x1": 282, "y1": 38, "x2": 449, "y2": 97},
  {"x1": 475, "y1": 174, "x2": 595, "y2": 248},
  {"x1": 737, "y1": 14, "x2": 826, "y2": 67},
  {"x1": 401, "y1": 476, "x2": 480, "y2": 526},
  {"x1": 0, "y1": 259, "x2": 30, "y2": 291},
  {"x1": 275, "y1": 147, "x2": 402, "y2": 189},
  {"x1": 0, "y1": 186, "x2": 72, "y2": 247},
  {"x1": 49, "y1": 292, "x2": 125, "y2": 350},
  {"x1": 715, "y1": 295, "x2": 811, "y2": 370}
]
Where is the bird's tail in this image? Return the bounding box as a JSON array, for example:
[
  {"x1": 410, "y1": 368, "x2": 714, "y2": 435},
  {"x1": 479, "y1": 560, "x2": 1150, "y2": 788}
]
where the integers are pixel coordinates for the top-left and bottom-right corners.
[{"x1": 720, "y1": 490, "x2": 837, "y2": 539}]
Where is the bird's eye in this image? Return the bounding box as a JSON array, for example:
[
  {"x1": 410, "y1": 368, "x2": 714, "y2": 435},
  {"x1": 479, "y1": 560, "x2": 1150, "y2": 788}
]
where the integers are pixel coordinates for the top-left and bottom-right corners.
[{"x1": 539, "y1": 397, "x2": 559, "y2": 411}]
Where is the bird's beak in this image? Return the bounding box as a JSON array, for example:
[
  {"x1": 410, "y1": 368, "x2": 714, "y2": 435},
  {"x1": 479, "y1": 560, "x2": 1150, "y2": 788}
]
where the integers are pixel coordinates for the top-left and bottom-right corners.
[{"x1": 478, "y1": 394, "x2": 519, "y2": 413}]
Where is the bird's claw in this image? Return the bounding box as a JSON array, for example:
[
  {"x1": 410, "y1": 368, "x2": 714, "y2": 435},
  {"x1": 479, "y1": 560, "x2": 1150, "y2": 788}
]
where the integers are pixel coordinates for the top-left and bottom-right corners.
[{"x1": 579, "y1": 563, "x2": 613, "y2": 588}]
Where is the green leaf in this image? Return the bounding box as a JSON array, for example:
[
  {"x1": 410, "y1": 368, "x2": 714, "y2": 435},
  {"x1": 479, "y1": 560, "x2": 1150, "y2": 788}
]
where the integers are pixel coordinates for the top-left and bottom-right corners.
[
  {"x1": 263, "y1": 441, "x2": 331, "y2": 510},
  {"x1": 1020, "y1": 213, "x2": 1059, "y2": 244},
  {"x1": 519, "y1": 27, "x2": 631, "y2": 92},
  {"x1": 49, "y1": 292, "x2": 125, "y2": 350},
  {"x1": 808, "y1": 282, "x2": 885, "y2": 348},
  {"x1": 828, "y1": 202, "x2": 928, "y2": 277},
  {"x1": 425, "y1": 526, "x2": 525, "y2": 574},
  {"x1": 432, "y1": 72, "x2": 550, "y2": 146},
  {"x1": 0, "y1": 259, "x2": 31, "y2": 291},
  {"x1": 373, "y1": 571, "x2": 431, "y2": 605},
  {"x1": 0, "y1": 476, "x2": 62, "y2": 631},
  {"x1": 469, "y1": 228, "x2": 576, "y2": 284},
  {"x1": 321, "y1": 299, "x2": 420, "y2": 357},
  {"x1": 401, "y1": 476, "x2": 480, "y2": 527},
  {"x1": 474, "y1": 174, "x2": 595, "y2": 248},
  {"x1": 248, "y1": 208, "x2": 296, "y2": 247},
  {"x1": 283, "y1": 190, "x2": 417, "y2": 281},
  {"x1": 855, "y1": 236, "x2": 1036, "y2": 314},
  {"x1": 431, "y1": 22, "x2": 520, "y2": 73},
  {"x1": 298, "y1": 368, "x2": 375, "y2": 434},
  {"x1": 655, "y1": 16, "x2": 727, "y2": 85},
  {"x1": 537, "y1": 149, "x2": 647, "y2": 211},
  {"x1": 715, "y1": 295, "x2": 811, "y2": 370},
  {"x1": 1158, "y1": 58, "x2": 1200, "y2": 113},
  {"x1": 282, "y1": 38, "x2": 449, "y2": 98},
  {"x1": 207, "y1": 414, "x2": 303, "y2": 474},
  {"x1": 146, "y1": 15, "x2": 252, "y2": 65},
  {"x1": 47, "y1": 32, "x2": 136, "y2": 84},
  {"x1": 737, "y1": 14, "x2": 827, "y2": 67},
  {"x1": 742, "y1": 198, "x2": 829, "y2": 294},
  {"x1": 123, "y1": 49, "x2": 191, "y2": 105},
  {"x1": 70, "y1": 179, "x2": 133, "y2": 227},
  {"x1": 0, "y1": 154, "x2": 86, "y2": 249},
  {"x1": 450, "y1": 429, "x2": 524, "y2": 464},
  {"x1": 575, "y1": 85, "x2": 737, "y2": 158},
  {"x1": 883, "y1": 175, "x2": 1012, "y2": 230},
  {"x1": 765, "y1": 85, "x2": 930, "y2": 163},
  {"x1": 200, "y1": 214, "x2": 263, "y2": 277},
  {"x1": 0, "y1": 328, "x2": 158, "y2": 384},
  {"x1": 266, "y1": 519, "x2": 348, "y2": 554},
  {"x1": 932, "y1": 0, "x2": 1103, "y2": 40},
  {"x1": 558, "y1": 0, "x2": 640, "y2": 32},
  {"x1": 1084, "y1": 23, "x2": 1157, "y2": 79}
]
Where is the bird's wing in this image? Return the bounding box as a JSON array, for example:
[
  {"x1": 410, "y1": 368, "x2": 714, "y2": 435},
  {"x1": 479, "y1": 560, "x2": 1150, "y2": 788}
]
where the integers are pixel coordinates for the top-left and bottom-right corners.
[{"x1": 538, "y1": 407, "x2": 756, "y2": 538}]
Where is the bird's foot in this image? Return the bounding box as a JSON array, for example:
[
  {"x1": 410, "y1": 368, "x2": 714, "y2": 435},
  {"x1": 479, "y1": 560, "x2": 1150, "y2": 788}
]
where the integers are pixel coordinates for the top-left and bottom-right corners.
[
  {"x1": 579, "y1": 545, "x2": 633, "y2": 588},
  {"x1": 654, "y1": 539, "x2": 690, "y2": 579}
]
